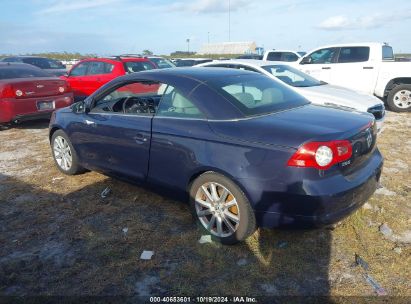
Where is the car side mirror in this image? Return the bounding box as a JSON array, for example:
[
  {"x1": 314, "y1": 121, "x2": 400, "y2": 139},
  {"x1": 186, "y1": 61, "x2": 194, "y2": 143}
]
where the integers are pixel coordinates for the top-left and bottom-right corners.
[
  {"x1": 300, "y1": 57, "x2": 312, "y2": 65},
  {"x1": 72, "y1": 101, "x2": 89, "y2": 114}
]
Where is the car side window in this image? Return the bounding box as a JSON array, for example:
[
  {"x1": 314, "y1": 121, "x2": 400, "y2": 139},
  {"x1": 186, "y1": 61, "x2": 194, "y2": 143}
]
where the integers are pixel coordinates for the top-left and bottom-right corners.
[
  {"x1": 88, "y1": 62, "x2": 114, "y2": 75},
  {"x1": 124, "y1": 61, "x2": 155, "y2": 74},
  {"x1": 223, "y1": 84, "x2": 263, "y2": 106},
  {"x1": 267, "y1": 52, "x2": 282, "y2": 61},
  {"x1": 157, "y1": 85, "x2": 204, "y2": 119},
  {"x1": 70, "y1": 62, "x2": 89, "y2": 76},
  {"x1": 337, "y1": 47, "x2": 370, "y2": 63},
  {"x1": 281, "y1": 52, "x2": 299, "y2": 62},
  {"x1": 2, "y1": 57, "x2": 20, "y2": 62},
  {"x1": 91, "y1": 81, "x2": 161, "y2": 115},
  {"x1": 306, "y1": 48, "x2": 337, "y2": 64}
]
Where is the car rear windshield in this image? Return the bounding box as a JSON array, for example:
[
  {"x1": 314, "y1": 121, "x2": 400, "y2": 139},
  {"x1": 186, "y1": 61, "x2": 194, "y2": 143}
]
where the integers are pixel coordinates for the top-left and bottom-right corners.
[
  {"x1": 150, "y1": 58, "x2": 176, "y2": 69},
  {"x1": 22, "y1": 58, "x2": 64, "y2": 69},
  {"x1": 382, "y1": 46, "x2": 394, "y2": 60},
  {"x1": 124, "y1": 61, "x2": 155, "y2": 73},
  {"x1": 176, "y1": 60, "x2": 196, "y2": 67},
  {"x1": 207, "y1": 73, "x2": 309, "y2": 117},
  {"x1": 262, "y1": 64, "x2": 325, "y2": 87},
  {"x1": 0, "y1": 66, "x2": 51, "y2": 79}
]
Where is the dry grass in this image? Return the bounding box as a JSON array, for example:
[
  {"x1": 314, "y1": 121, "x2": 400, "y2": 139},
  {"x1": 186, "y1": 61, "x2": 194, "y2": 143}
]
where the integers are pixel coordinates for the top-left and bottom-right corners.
[{"x1": 0, "y1": 112, "x2": 410, "y2": 298}]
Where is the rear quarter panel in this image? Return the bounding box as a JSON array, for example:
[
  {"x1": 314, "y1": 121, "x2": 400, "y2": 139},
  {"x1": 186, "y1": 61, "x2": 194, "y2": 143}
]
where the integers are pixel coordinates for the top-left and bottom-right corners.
[
  {"x1": 374, "y1": 62, "x2": 411, "y2": 97},
  {"x1": 148, "y1": 117, "x2": 296, "y2": 206}
]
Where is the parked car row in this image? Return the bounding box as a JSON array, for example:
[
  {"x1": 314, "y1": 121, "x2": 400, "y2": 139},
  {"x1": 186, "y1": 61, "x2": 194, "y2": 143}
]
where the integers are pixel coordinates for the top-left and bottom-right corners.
[
  {"x1": 233, "y1": 42, "x2": 411, "y2": 112},
  {"x1": 289, "y1": 42, "x2": 411, "y2": 112},
  {"x1": 197, "y1": 59, "x2": 386, "y2": 131}
]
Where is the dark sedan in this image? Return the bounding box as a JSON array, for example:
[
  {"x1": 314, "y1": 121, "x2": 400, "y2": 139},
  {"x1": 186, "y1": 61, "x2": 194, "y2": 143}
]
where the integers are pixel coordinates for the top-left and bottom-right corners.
[
  {"x1": 1, "y1": 56, "x2": 67, "y2": 76},
  {"x1": 49, "y1": 68, "x2": 383, "y2": 244}
]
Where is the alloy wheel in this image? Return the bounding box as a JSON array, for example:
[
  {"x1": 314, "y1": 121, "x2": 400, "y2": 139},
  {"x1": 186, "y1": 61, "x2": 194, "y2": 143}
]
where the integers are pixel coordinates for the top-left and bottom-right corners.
[
  {"x1": 195, "y1": 182, "x2": 240, "y2": 238},
  {"x1": 53, "y1": 136, "x2": 73, "y2": 171}
]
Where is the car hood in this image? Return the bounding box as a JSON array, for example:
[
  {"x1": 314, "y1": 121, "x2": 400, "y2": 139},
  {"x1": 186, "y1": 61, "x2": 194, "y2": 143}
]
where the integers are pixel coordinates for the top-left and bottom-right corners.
[
  {"x1": 208, "y1": 104, "x2": 374, "y2": 149},
  {"x1": 295, "y1": 84, "x2": 382, "y2": 112}
]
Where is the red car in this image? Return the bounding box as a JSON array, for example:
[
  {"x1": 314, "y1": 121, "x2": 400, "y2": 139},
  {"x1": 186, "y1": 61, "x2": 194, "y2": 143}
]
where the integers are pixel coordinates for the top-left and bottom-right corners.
[
  {"x1": 0, "y1": 63, "x2": 73, "y2": 124},
  {"x1": 62, "y1": 56, "x2": 157, "y2": 100}
]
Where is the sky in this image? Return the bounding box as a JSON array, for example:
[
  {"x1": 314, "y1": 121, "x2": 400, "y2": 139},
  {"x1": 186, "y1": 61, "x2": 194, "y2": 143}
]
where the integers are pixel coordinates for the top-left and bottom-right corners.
[{"x1": 1, "y1": 0, "x2": 411, "y2": 55}]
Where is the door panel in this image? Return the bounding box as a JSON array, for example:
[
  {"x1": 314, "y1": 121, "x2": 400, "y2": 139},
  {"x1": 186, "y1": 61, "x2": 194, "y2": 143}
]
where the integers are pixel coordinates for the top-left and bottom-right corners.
[
  {"x1": 86, "y1": 61, "x2": 116, "y2": 94},
  {"x1": 298, "y1": 47, "x2": 338, "y2": 83},
  {"x1": 300, "y1": 64, "x2": 332, "y2": 83},
  {"x1": 67, "y1": 62, "x2": 90, "y2": 97},
  {"x1": 148, "y1": 85, "x2": 208, "y2": 191},
  {"x1": 74, "y1": 113, "x2": 152, "y2": 180},
  {"x1": 330, "y1": 47, "x2": 377, "y2": 94},
  {"x1": 149, "y1": 117, "x2": 210, "y2": 190}
]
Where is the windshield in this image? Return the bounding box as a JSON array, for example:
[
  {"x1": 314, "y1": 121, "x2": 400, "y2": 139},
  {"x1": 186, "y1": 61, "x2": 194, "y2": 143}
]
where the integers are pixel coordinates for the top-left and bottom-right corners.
[
  {"x1": 124, "y1": 61, "x2": 155, "y2": 73},
  {"x1": 207, "y1": 73, "x2": 309, "y2": 117},
  {"x1": 0, "y1": 66, "x2": 51, "y2": 79},
  {"x1": 22, "y1": 58, "x2": 64, "y2": 69},
  {"x1": 176, "y1": 60, "x2": 196, "y2": 67},
  {"x1": 262, "y1": 64, "x2": 325, "y2": 87},
  {"x1": 150, "y1": 58, "x2": 176, "y2": 69}
]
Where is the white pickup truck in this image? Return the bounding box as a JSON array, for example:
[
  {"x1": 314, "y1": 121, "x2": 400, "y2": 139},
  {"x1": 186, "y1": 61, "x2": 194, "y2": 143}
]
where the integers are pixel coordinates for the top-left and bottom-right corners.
[{"x1": 293, "y1": 43, "x2": 411, "y2": 112}]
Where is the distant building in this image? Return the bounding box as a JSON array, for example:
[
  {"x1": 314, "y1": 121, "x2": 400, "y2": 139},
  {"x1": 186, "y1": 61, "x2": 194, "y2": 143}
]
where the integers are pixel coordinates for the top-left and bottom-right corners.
[{"x1": 198, "y1": 41, "x2": 257, "y2": 55}]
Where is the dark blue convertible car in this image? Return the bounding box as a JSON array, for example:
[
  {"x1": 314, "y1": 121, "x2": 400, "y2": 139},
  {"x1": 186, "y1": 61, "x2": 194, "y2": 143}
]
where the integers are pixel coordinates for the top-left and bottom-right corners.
[{"x1": 49, "y1": 68, "x2": 383, "y2": 244}]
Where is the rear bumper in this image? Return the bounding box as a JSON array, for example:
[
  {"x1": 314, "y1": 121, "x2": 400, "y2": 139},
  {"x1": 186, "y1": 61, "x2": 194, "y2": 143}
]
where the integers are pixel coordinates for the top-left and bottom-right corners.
[
  {"x1": 240, "y1": 149, "x2": 383, "y2": 228},
  {"x1": 254, "y1": 170, "x2": 380, "y2": 227},
  {"x1": 0, "y1": 93, "x2": 73, "y2": 123}
]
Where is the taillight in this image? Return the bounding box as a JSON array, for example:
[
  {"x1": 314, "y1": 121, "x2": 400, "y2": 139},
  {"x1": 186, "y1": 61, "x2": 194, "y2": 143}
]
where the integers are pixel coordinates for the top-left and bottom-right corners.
[
  {"x1": 287, "y1": 140, "x2": 352, "y2": 170},
  {"x1": 0, "y1": 84, "x2": 17, "y2": 98},
  {"x1": 59, "y1": 81, "x2": 71, "y2": 93}
]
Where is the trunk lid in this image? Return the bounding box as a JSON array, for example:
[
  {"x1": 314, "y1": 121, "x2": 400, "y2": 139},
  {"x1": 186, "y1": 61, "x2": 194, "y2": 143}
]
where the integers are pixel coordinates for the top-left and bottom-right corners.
[
  {"x1": 208, "y1": 104, "x2": 377, "y2": 170},
  {"x1": 5, "y1": 77, "x2": 69, "y2": 98}
]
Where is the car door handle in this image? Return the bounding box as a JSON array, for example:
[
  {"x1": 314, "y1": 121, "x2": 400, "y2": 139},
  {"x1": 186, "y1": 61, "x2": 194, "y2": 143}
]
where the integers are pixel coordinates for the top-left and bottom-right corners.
[
  {"x1": 133, "y1": 133, "x2": 148, "y2": 144},
  {"x1": 84, "y1": 119, "x2": 96, "y2": 125},
  {"x1": 322, "y1": 67, "x2": 331, "y2": 70},
  {"x1": 363, "y1": 66, "x2": 374, "y2": 69}
]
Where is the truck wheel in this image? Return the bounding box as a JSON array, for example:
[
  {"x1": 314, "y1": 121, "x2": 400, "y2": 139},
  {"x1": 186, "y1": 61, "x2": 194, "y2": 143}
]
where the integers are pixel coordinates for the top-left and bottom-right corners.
[
  {"x1": 189, "y1": 172, "x2": 257, "y2": 245},
  {"x1": 387, "y1": 84, "x2": 411, "y2": 112}
]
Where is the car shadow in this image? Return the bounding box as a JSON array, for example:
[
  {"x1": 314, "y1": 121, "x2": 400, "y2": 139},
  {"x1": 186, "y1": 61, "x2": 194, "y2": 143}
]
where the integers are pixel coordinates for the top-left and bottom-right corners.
[
  {"x1": 0, "y1": 120, "x2": 49, "y2": 131},
  {"x1": 13, "y1": 120, "x2": 50, "y2": 130},
  {"x1": 226, "y1": 189, "x2": 333, "y2": 301}
]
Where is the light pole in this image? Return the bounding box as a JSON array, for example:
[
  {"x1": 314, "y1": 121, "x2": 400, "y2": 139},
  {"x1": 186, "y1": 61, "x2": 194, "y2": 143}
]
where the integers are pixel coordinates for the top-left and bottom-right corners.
[{"x1": 186, "y1": 38, "x2": 190, "y2": 54}]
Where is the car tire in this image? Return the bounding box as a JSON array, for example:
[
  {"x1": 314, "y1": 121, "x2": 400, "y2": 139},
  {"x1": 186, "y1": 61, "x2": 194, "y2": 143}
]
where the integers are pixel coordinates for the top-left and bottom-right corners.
[
  {"x1": 51, "y1": 130, "x2": 84, "y2": 175},
  {"x1": 387, "y1": 84, "x2": 411, "y2": 112},
  {"x1": 189, "y1": 172, "x2": 257, "y2": 245}
]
